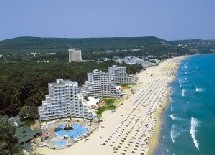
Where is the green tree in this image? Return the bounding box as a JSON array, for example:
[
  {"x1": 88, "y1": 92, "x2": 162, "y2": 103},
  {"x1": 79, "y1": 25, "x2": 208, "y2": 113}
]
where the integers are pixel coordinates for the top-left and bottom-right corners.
[
  {"x1": 19, "y1": 105, "x2": 38, "y2": 121},
  {"x1": 29, "y1": 106, "x2": 39, "y2": 120},
  {"x1": 19, "y1": 106, "x2": 30, "y2": 120},
  {"x1": 0, "y1": 115, "x2": 23, "y2": 155}
]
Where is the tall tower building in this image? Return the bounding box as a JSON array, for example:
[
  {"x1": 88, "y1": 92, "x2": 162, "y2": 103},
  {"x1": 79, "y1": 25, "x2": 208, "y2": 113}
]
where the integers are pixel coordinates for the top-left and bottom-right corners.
[{"x1": 68, "y1": 48, "x2": 82, "y2": 62}]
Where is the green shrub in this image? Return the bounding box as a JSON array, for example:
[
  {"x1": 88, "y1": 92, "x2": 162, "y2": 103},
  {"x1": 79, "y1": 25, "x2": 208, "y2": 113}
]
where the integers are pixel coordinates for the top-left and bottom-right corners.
[{"x1": 96, "y1": 98, "x2": 116, "y2": 117}]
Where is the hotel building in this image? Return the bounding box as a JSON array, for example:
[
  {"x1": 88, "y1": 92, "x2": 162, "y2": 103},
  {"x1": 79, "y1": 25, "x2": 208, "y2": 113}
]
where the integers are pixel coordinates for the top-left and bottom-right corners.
[
  {"x1": 39, "y1": 79, "x2": 96, "y2": 121},
  {"x1": 68, "y1": 48, "x2": 82, "y2": 62},
  {"x1": 82, "y1": 69, "x2": 118, "y2": 97},
  {"x1": 108, "y1": 65, "x2": 136, "y2": 84}
]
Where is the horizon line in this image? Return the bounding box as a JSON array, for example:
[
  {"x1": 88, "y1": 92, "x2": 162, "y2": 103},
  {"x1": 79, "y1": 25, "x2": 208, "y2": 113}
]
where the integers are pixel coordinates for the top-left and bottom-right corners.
[{"x1": 1, "y1": 35, "x2": 215, "y2": 42}]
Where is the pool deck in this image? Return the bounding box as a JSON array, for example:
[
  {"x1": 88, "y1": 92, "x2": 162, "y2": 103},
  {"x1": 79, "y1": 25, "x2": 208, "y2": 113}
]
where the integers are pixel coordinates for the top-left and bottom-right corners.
[{"x1": 38, "y1": 118, "x2": 99, "y2": 150}]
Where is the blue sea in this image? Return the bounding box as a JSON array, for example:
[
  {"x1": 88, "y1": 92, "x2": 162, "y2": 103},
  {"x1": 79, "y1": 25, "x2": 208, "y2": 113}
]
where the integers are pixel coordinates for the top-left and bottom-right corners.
[{"x1": 155, "y1": 54, "x2": 215, "y2": 155}]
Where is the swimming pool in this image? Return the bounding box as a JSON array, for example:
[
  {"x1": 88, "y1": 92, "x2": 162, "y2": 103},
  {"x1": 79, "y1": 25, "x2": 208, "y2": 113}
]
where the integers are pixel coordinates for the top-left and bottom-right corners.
[
  {"x1": 55, "y1": 124, "x2": 88, "y2": 139},
  {"x1": 53, "y1": 139, "x2": 68, "y2": 149}
]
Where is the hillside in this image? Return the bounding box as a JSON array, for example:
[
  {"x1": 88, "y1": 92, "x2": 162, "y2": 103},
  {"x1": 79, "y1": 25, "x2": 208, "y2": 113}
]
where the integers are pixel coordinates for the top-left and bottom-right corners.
[
  {"x1": 0, "y1": 36, "x2": 214, "y2": 61},
  {"x1": 0, "y1": 36, "x2": 166, "y2": 50}
]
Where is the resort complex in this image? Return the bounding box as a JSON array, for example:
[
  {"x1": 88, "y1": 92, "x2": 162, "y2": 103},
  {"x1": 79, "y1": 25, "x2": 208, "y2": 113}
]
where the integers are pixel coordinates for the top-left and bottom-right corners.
[
  {"x1": 39, "y1": 79, "x2": 96, "y2": 121},
  {"x1": 2, "y1": 51, "x2": 188, "y2": 155},
  {"x1": 115, "y1": 56, "x2": 160, "y2": 68},
  {"x1": 36, "y1": 80, "x2": 101, "y2": 151},
  {"x1": 34, "y1": 56, "x2": 185, "y2": 155},
  {"x1": 5, "y1": 60, "x2": 186, "y2": 155},
  {"x1": 39, "y1": 65, "x2": 135, "y2": 121}
]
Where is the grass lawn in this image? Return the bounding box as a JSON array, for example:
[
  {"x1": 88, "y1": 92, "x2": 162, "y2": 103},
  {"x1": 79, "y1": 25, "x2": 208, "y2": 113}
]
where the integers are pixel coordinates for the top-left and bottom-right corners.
[
  {"x1": 120, "y1": 84, "x2": 131, "y2": 89},
  {"x1": 96, "y1": 98, "x2": 116, "y2": 117}
]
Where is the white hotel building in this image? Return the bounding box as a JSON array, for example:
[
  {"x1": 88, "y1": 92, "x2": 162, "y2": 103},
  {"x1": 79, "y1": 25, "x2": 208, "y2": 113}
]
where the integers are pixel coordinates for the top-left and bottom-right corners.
[
  {"x1": 39, "y1": 79, "x2": 96, "y2": 121},
  {"x1": 108, "y1": 65, "x2": 136, "y2": 84},
  {"x1": 68, "y1": 48, "x2": 82, "y2": 62},
  {"x1": 82, "y1": 69, "x2": 118, "y2": 97}
]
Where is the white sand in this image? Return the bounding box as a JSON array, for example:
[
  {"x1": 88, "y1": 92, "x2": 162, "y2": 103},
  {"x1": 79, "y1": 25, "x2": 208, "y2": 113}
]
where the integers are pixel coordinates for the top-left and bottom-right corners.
[{"x1": 35, "y1": 56, "x2": 186, "y2": 155}]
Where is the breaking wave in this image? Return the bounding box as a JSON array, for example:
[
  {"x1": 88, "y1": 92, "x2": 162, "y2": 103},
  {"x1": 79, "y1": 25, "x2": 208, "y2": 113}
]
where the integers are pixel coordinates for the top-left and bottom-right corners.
[
  {"x1": 169, "y1": 114, "x2": 183, "y2": 121},
  {"x1": 195, "y1": 87, "x2": 204, "y2": 93},
  {"x1": 182, "y1": 89, "x2": 186, "y2": 97},
  {"x1": 190, "y1": 117, "x2": 200, "y2": 151},
  {"x1": 170, "y1": 124, "x2": 180, "y2": 143}
]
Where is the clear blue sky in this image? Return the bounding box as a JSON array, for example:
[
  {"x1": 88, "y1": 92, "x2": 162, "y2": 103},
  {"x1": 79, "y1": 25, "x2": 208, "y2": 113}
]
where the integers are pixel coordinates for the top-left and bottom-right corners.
[{"x1": 0, "y1": 0, "x2": 215, "y2": 41}]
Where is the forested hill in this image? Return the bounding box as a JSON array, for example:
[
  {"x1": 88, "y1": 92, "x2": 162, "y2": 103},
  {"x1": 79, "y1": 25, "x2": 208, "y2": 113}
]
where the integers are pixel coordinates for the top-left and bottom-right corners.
[
  {"x1": 0, "y1": 36, "x2": 167, "y2": 50},
  {"x1": 1, "y1": 36, "x2": 215, "y2": 60}
]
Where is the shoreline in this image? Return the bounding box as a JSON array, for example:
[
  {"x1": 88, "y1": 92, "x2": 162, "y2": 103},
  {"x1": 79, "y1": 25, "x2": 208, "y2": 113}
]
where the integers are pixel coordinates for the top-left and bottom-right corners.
[
  {"x1": 146, "y1": 89, "x2": 170, "y2": 155},
  {"x1": 146, "y1": 56, "x2": 187, "y2": 155},
  {"x1": 35, "y1": 56, "x2": 187, "y2": 155}
]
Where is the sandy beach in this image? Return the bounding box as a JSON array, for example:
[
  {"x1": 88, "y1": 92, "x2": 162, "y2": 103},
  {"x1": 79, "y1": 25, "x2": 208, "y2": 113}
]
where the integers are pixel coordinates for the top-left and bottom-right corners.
[{"x1": 35, "y1": 56, "x2": 186, "y2": 155}]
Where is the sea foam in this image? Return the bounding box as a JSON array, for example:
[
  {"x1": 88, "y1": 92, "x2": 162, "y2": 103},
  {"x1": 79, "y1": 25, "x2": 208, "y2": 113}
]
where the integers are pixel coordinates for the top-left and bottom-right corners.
[
  {"x1": 170, "y1": 105, "x2": 174, "y2": 112},
  {"x1": 170, "y1": 124, "x2": 180, "y2": 143},
  {"x1": 190, "y1": 117, "x2": 200, "y2": 151},
  {"x1": 195, "y1": 87, "x2": 204, "y2": 93},
  {"x1": 169, "y1": 114, "x2": 183, "y2": 121},
  {"x1": 182, "y1": 89, "x2": 186, "y2": 97}
]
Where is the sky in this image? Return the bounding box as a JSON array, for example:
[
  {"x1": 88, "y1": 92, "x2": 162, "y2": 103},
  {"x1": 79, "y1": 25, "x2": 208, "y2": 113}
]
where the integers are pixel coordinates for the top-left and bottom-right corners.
[{"x1": 0, "y1": 0, "x2": 215, "y2": 41}]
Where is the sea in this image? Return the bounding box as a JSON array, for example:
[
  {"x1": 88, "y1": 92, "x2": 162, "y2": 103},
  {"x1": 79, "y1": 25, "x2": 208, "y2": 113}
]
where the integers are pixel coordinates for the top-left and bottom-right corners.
[{"x1": 154, "y1": 54, "x2": 215, "y2": 155}]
